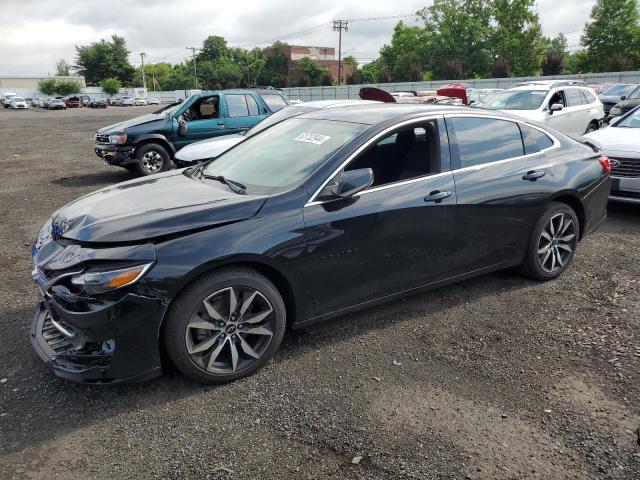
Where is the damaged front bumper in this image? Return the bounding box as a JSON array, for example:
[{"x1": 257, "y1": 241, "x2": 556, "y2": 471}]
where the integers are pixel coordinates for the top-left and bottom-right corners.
[
  {"x1": 94, "y1": 144, "x2": 136, "y2": 167},
  {"x1": 31, "y1": 292, "x2": 165, "y2": 384}
]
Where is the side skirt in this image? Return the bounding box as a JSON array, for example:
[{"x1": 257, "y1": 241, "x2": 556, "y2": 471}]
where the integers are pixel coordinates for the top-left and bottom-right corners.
[{"x1": 292, "y1": 260, "x2": 517, "y2": 330}]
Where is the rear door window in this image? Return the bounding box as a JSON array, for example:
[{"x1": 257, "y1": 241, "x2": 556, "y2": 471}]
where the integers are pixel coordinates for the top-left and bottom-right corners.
[
  {"x1": 246, "y1": 95, "x2": 260, "y2": 115},
  {"x1": 226, "y1": 94, "x2": 249, "y2": 117},
  {"x1": 566, "y1": 89, "x2": 584, "y2": 107},
  {"x1": 261, "y1": 93, "x2": 288, "y2": 112},
  {"x1": 449, "y1": 117, "x2": 524, "y2": 168},
  {"x1": 520, "y1": 124, "x2": 554, "y2": 154}
]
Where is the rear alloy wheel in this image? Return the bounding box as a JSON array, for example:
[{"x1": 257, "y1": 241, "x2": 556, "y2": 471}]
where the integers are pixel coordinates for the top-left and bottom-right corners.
[
  {"x1": 164, "y1": 268, "x2": 286, "y2": 384},
  {"x1": 520, "y1": 202, "x2": 579, "y2": 280},
  {"x1": 134, "y1": 143, "x2": 171, "y2": 176}
]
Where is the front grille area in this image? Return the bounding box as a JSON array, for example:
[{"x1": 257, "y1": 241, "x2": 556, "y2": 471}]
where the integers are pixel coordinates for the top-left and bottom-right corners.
[
  {"x1": 610, "y1": 157, "x2": 640, "y2": 178},
  {"x1": 41, "y1": 315, "x2": 74, "y2": 354},
  {"x1": 95, "y1": 133, "x2": 110, "y2": 144}
]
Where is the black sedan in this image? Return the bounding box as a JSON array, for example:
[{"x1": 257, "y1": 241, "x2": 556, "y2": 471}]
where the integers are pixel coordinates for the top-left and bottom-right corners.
[{"x1": 30, "y1": 105, "x2": 611, "y2": 384}]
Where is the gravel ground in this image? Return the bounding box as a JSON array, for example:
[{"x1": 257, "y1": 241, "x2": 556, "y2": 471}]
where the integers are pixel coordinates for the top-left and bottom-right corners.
[{"x1": 0, "y1": 106, "x2": 638, "y2": 480}]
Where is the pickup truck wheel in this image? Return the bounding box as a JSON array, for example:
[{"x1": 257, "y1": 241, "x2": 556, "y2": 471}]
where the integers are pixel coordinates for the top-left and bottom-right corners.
[{"x1": 134, "y1": 143, "x2": 170, "y2": 176}]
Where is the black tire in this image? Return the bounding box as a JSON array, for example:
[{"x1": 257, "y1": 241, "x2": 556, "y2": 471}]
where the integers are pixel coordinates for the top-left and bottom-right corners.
[
  {"x1": 133, "y1": 143, "x2": 171, "y2": 176},
  {"x1": 585, "y1": 121, "x2": 599, "y2": 134},
  {"x1": 163, "y1": 267, "x2": 286, "y2": 384},
  {"x1": 520, "y1": 202, "x2": 579, "y2": 281}
]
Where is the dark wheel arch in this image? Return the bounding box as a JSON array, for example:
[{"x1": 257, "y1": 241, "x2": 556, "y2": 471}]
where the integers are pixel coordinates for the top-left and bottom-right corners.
[
  {"x1": 134, "y1": 135, "x2": 176, "y2": 159},
  {"x1": 157, "y1": 259, "x2": 298, "y2": 340},
  {"x1": 552, "y1": 194, "x2": 585, "y2": 240}
]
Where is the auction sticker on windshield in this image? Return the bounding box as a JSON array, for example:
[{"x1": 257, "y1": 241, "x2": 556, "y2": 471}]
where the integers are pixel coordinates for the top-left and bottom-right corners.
[{"x1": 294, "y1": 133, "x2": 331, "y2": 145}]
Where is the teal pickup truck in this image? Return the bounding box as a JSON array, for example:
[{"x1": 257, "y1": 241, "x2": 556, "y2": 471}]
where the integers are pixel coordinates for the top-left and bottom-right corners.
[{"x1": 94, "y1": 89, "x2": 289, "y2": 175}]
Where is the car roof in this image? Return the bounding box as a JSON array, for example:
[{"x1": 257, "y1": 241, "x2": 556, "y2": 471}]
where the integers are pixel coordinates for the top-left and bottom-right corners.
[
  {"x1": 297, "y1": 103, "x2": 475, "y2": 125},
  {"x1": 300, "y1": 99, "x2": 380, "y2": 109}
]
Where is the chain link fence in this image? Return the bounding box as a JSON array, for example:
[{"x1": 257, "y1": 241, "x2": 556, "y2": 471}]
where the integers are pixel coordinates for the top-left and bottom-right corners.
[{"x1": 280, "y1": 71, "x2": 640, "y2": 102}]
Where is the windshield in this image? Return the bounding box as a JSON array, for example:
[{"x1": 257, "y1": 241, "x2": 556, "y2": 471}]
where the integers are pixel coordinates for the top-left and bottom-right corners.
[
  {"x1": 245, "y1": 105, "x2": 316, "y2": 137},
  {"x1": 13, "y1": 97, "x2": 24, "y2": 102},
  {"x1": 627, "y1": 86, "x2": 640, "y2": 100},
  {"x1": 483, "y1": 90, "x2": 547, "y2": 110},
  {"x1": 616, "y1": 108, "x2": 640, "y2": 128},
  {"x1": 203, "y1": 118, "x2": 368, "y2": 194},
  {"x1": 602, "y1": 84, "x2": 637, "y2": 96}
]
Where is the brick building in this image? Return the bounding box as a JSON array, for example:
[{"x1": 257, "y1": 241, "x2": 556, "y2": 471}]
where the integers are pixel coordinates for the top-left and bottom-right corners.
[{"x1": 262, "y1": 45, "x2": 353, "y2": 86}]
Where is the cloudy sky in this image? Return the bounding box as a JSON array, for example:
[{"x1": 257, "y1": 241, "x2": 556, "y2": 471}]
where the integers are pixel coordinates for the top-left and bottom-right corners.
[{"x1": 0, "y1": 0, "x2": 596, "y2": 75}]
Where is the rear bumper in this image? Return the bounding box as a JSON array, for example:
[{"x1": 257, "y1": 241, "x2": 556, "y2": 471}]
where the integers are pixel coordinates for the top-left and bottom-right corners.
[
  {"x1": 30, "y1": 293, "x2": 165, "y2": 384},
  {"x1": 583, "y1": 175, "x2": 612, "y2": 237},
  {"x1": 94, "y1": 144, "x2": 137, "y2": 166}
]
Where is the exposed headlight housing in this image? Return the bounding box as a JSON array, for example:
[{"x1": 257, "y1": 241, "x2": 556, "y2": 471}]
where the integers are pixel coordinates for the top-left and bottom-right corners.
[
  {"x1": 109, "y1": 133, "x2": 127, "y2": 144},
  {"x1": 71, "y1": 263, "x2": 153, "y2": 295}
]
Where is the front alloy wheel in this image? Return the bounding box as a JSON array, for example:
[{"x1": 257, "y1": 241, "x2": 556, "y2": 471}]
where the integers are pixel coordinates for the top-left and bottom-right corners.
[
  {"x1": 141, "y1": 150, "x2": 164, "y2": 174},
  {"x1": 185, "y1": 286, "x2": 276, "y2": 374},
  {"x1": 164, "y1": 268, "x2": 286, "y2": 384}
]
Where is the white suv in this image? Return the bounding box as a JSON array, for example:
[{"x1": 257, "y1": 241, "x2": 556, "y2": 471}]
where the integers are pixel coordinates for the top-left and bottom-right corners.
[{"x1": 483, "y1": 80, "x2": 604, "y2": 137}]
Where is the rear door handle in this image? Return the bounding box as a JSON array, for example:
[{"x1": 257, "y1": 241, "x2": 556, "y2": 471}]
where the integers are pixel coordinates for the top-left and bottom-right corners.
[
  {"x1": 523, "y1": 170, "x2": 545, "y2": 181},
  {"x1": 424, "y1": 190, "x2": 452, "y2": 203}
]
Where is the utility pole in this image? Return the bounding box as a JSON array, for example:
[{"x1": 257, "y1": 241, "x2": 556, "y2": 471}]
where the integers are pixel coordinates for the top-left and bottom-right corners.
[
  {"x1": 333, "y1": 20, "x2": 348, "y2": 86},
  {"x1": 186, "y1": 47, "x2": 199, "y2": 88},
  {"x1": 139, "y1": 52, "x2": 147, "y2": 92}
]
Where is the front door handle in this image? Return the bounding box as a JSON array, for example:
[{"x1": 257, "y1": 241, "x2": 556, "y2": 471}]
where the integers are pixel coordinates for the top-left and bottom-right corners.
[
  {"x1": 523, "y1": 170, "x2": 546, "y2": 181},
  {"x1": 424, "y1": 190, "x2": 452, "y2": 203},
  {"x1": 217, "y1": 121, "x2": 225, "y2": 126}
]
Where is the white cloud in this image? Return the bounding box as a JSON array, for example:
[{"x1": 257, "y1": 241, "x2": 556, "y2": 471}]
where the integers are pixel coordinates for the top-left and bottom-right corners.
[{"x1": 0, "y1": 0, "x2": 596, "y2": 75}]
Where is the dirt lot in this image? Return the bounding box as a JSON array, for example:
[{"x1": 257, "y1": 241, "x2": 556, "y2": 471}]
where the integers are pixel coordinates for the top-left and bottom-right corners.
[{"x1": 0, "y1": 106, "x2": 638, "y2": 480}]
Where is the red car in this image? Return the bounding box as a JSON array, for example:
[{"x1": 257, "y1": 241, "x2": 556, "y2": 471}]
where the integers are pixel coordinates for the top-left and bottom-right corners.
[{"x1": 64, "y1": 96, "x2": 82, "y2": 108}]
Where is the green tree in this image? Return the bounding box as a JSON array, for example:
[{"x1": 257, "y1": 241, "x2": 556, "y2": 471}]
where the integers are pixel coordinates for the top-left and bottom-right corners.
[
  {"x1": 55, "y1": 59, "x2": 71, "y2": 76},
  {"x1": 296, "y1": 57, "x2": 329, "y2": 86},
  {"x1": 360, "y1": 59, "x2": 381, "y2": 84},
  {"x1": 542, "y1": 34, "x2": 568, "y2": 75},
  {"x1": 418, "y1": 0, "x2": 494, "y2": 79},
  {"x1": 232, "y1": 47, "x2": 267, "y2": 87},
  {"x1": 55, "y1": 80, "x2": 81, "y2": 96},
  {"x1": 198, "y1": 36, "x2": 230, "y2": 63},
  {"x1": 75, "y1": 35, "x2": 135, "y2": 85},
  {"x1": 581, "y1": 0, "x2": 640, "y2": 72},
  {"x1": 100, "y1": 77, "x2": 121, "y2": 95},
  {"x1": 491, "y1": 0, "x2": 546, "y2": 76},
  {"x1": 258, "y1": 42, "x2": 290, "y2": 87},
  {"x1": 563, "y1": 50, "x2": 588, "y2": 74},
  {"x1": 38, "y1": 78, "x2": 58, "y2": 95},
  {"x1": 379, "y1": 22, "x2": 427, "y2": 81}
]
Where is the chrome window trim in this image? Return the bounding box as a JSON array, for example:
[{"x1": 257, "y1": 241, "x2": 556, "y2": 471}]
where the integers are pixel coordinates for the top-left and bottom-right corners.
[
  {"x1": 445, "y1": 113, "x2": 561, "y2": 173},
  {"x1": 305, "y1": 114, "x2": 444, "y2": 207},
  {"x1": 304, "y1": 112, "x2": 561, "y2": 207}
]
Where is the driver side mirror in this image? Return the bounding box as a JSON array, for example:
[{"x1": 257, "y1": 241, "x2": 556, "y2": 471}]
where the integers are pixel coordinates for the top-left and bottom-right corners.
[
  {"x1": 318, "y1": 168, "x2": 374, "y2": 200},
  {"x1": 549, "y1": 103, "x2": 563, "y2": 115},
  {"x1": 178, "y1": 116, "x2": 188, "y2": 136}
]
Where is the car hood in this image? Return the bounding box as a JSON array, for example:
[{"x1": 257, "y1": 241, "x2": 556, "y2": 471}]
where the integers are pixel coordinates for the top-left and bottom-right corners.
[
  {"x1": 97, "y1": 113, "x2": 166, "y2": 134},
  {"x1": 614, "y1": 98, "x2": 640, "y2": 110},
  {"x1": 50, "y1": 170, "x2": 267, "y2": 243},
  {"x1": 584, "y1": 127, "x2": 640, "y2": 155},
  {"x1": 175, "y1": 134, "x2": 245, "y2": 162},
  {"x1": 599, "y1": 94, "x2": 624, "y2": 103}
]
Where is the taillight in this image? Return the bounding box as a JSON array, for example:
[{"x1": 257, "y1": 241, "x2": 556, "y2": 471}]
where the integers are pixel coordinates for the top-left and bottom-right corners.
[{"x1": 599, "y1": 156, "x2": 611, "y2": 174}]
